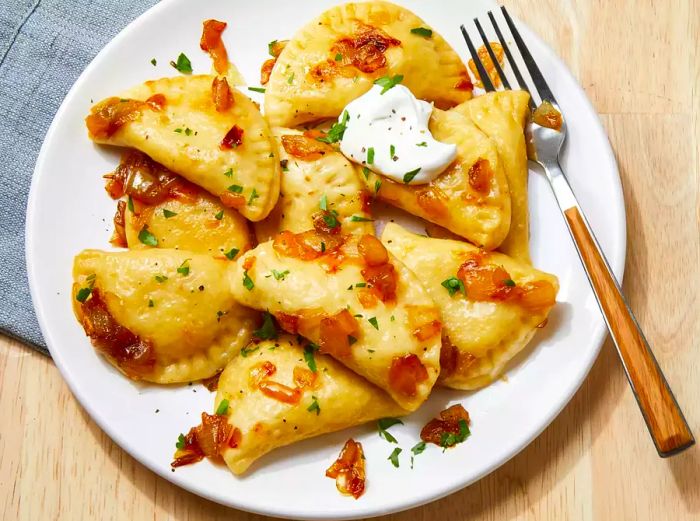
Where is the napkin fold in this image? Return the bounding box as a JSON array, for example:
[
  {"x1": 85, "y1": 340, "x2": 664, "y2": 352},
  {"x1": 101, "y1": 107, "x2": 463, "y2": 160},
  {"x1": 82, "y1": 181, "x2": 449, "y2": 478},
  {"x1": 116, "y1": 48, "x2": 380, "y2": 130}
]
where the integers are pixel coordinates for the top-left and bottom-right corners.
[{"x1": 0, "y1": 0, "x2": 157, "y2": 355}]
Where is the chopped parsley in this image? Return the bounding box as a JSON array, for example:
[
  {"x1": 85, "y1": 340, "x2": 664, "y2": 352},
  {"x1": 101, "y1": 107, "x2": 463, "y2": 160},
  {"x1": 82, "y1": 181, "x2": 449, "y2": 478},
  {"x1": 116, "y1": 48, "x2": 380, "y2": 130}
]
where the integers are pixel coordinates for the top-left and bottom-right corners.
[
  {"x1": 355, "y1": 282, "x2": 367, "y2": 288},
  {"x1": 75, "y1": 287, "x2": 92, "y2": 303},
  {"x1": 127, "y1": 195, "x2": 135, "y2": 213},
  {"x1": 374, "y1": 74, "x2": 404, "y2": 94},
  {"x1": 175, "y1": 433, "x2": 186, "y2": 449},
  {"x1": 304, "y1": 342, "x2": 319, "y2": 372},
  {"x1": 248, "y1": 86, "x2": 266, "y2": 93},
  {"x1": 377, "y1": 417, "x2": 403, "y2": 443},
  {"x1": 150, "y1": 58, "x2": 157, "y2": 66},
  {"x1": 223, "y1": 168, "x2": 234, "y2": 178},
  {"x1": 174, "y1": 128, "x2": 183, "y2": 133},
  {"x1": 374, "y1": 179, "x2": 382, "y2": 194},
  {"x1": 170, "y1": 52, "x2": 192, "y2": 74},
  {"x1": 280, "y1": 159, "x2": 289, "y2": 171},
  {"x1": 368, "y1": 316, "x2": 379, "y2": 330},
  {"x1": 154, "y1": 275, "x2": 168, "y2": 283},
  {"x1": 287, "y1": 72, "x2": 295, "y2": 84},
  {"x1": 410, "y1": 27, "x2": 433, "y2": 38},
  {"x1": 271, "y1": 269, "x2": 289, "y2": 281},
  {"x1": 163, "y1": 209, "x2": 177, "y2": 218},
  {"x1": 248, "y1": 188, "x2": 259, "y2": 205},
  {"x1": 388, "y1": 447, "x2": 402, "y2": 468},
  {"x1": 441, "y1": 276, "x2": 466, "y2": 296},
  {"x1": 176, "y1": 259, "x2": 190, "y2": 276},
  {"x1": 403, "y1": 168, "x2": 421, "y2": 184},
  {"x1": 148, "y1": 299, "x2": 154, "y2": 307},
  {"x1": 416, "y1": 141, "x2": 428, "y2": 147},
  {"x1": 362, "y1": 166, "x2": 371, "y2": 179},
  {"x1": 335, "y1": 52, "x2": 343, "y2": 61},
  {"x1": 240, "y1": 344, "x2": 260, "y2": 357},
  {"x1": 228, "y1": 184, "x2": 243, "y2": 193},
  {"x1": 503, "y1": 278, "x2": 516, "y2": 287},
  {"x1": 348, "y1": 335, "x2": 358, "y2": 345},
  {"x1": 253, "y1": 312, "x2": 277, "y2": 340},
  {"x1": 440, "y1": 419, "x2": 470, "y2": 450},
  {"x1": 243, "y1": 271, "x2": 255, "y2": 290},
  {"x1": 184, "y1": 127, "x2": 193, "y2": 136},
  {"x1": 319, "y1": 194, "x2": 328, "y2": 211},
  {"x1": 224, "y1": 247, "x2": 239, "y2": 260},
  {"x1": 215, "y1": 399, "x2": 229, "y2": 416},
  {"x1": 389, "y1": 144, "x2": 395, "y2": 158},
  {"x1": 367, "y1": 147, "x2": 375, "y2": 165},
  {"x1": 316, "y1": 110, "x2": 350, "y2": 144},
  {"x1": 410, "y1": 441, "x2": 426, "y2": 468},
  {"x1": 214, "y1": 210, "x2": 224, "y2": 220},
  {"x1": 138, "y1": 226, "x2": 158, "y2": 246},
  {"x1": 323, "y1": 211, "x2": 340, "y2": 229},
  {"x1": 350, "y1": 215, "x2": 373, "y2": 222},
  {"x1": 307, "y1": 396, "x2": 321, "y2": 415}
]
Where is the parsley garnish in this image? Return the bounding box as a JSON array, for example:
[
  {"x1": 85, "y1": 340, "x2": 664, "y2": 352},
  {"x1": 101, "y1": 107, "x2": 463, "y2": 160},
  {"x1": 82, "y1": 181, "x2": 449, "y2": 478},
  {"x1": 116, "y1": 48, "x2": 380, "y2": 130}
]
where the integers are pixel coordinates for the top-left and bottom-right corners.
[
  {"x1": 307, "y1": 396, "x2": 321, "y2": 416},
  {"x1": 154, "y1": 275, "x2": 168, "y2": 283},
  {"x1": 138, "y1": 226, "x2": 158, "y2": 246},
  {"x1": 174, "y1": 128, "x2": 183, "y2": 133},
  {"x1": 248, "y1": 188, "x2": 259, "y2": 205},
  {"x1": 503, "y1": 278, "x2": 516, "y2": 287},
  {"x1": 240, "y1": 344, "x2": 260, "y2": 357},
  {"x1": 280, "y1": 159, "x2": 289, "y2": 171},
  {"x1": 320, "y1": 241, "x2": 326, "y2": 253},
  {"x1": 224, "y1": 248, "x2": 239, "y2": 260},
  {"x1": 362, "y1": 166, "x2": 371, "y2": 179},
  {"x1": 184, "y1": 127, "x2": 193, "y2": 136},
  {"x1": 75, "y1": 287, "x2": 92, "y2": 303},
  {"x1": 410, "y1": 27, "x2": 433, "y2": 38},
  {"x1": 214, "y1": 210, "x2": 224, "y2": 220},
  {"x1": 243, "y1": 271, "x2": 254, "y2": 290},
  {"x1": 148, "y1": 299, "x2": 154, "y2": 307},
  {"x1": 410, "y1": 441, "x2": 426, "y2": 468},
  {"x1": 175, "y1": 433, "x2": 186, "y2": 449},
  {"x1": 350, "y1": 215, "x2": 373, "y2": 222},
  {"x1": 389, "y1": 144, "x2": 395, "y2": 158},
  {"x1": 347, "y1": 334, "x2": 358, "y2": 345},
  {"x1": 367, "y1": 147, "x2": 375, "y2": 165},
  {"x1": 170, "y1": 52, "x2": 192, "y2": 74},
  {"x1": 416, "y1": 141, "x2": 428, "y2": 147},
  {"x1": 368, "y1": 316, "x2": 379, "y2": 330},
  {"x1": 374, "y1": 179, "x2": 382, "y2": 194},
  {"x1": 441, "y1": 276, "x2": 466, "y2": 296},
  {"x1": 334, "y1": 52, "x2": 343, "y2": 61},
  {"x1": 150, "y1": 58, "x2": 157, "y2": 66},
  {"x1": 355, "y1": 282, "x2": 367, "y2": 288},
  {"x1": 323, "y1": 211, "x2": 340, "y2": 229},
  {"x1": 215, "y1": 399, "x2": 229, "y2": 416},
  {"x1": 319, "y1": 194, "x2": 328, "y2": 211},
  {"x1": 374, "y1": 74, "x2": 404, "y2": 94},
  {"x1": 287, "y1": 72, "x2": 295, "y2": 84},
  {"x1": 377, "y1": 417, "x2": 403, "y2": 443},
  {"x1": 388, "y1": 447, "x2": 402, "y2": 468},
  {"x1": 253, "y1": 312, "x2": 277, "y2": 340},
  {"x1": 316, "y1": 110, "x2": 350, "y2": 144},
  {"x1": 271, "y1": 269, "x2": 289, "y2": 281},
  {"x1": 403, "y1": 168, "x2": 421, "y2": 184},
  {"x1": 176, "y1": 259, "x2": 190, "y2": 276},
  {"x1": 163, "y1": 209, "x2": 177, "y2": 218},
  {"x1": 127, "y1": 195, "x2": 134, "y2": 213},
  {"x1": 248, "y1": 87, "x2": 266, "y2": 93},
  {"x1": 223, "y1": 168, "x2": 234, "y2": 178},
  {"x1": 228, "y1": 184, "x2": 243, "y2": 193},
  {"x1": 304, "y1": 342, "x2": 319, "y2": 372},
  {"x1": 440, "y1": 419, "x2": 471, "y2": 450}
]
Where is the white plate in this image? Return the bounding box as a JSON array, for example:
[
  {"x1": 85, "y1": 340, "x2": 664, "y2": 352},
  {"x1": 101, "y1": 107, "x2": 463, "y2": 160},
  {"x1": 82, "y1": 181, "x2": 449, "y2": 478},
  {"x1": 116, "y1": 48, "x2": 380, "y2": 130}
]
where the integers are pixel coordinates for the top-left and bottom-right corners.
[{"x1": 25, "y1": 0, "x2": 626, "y2": 519}]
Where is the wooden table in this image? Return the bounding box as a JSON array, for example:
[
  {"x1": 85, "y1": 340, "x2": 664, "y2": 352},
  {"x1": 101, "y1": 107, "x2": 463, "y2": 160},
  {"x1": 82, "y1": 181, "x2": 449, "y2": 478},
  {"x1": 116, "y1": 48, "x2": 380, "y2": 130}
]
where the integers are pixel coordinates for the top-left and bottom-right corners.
[{"x1": 2, "y1": 1, "x2": 699, "y2": 519}]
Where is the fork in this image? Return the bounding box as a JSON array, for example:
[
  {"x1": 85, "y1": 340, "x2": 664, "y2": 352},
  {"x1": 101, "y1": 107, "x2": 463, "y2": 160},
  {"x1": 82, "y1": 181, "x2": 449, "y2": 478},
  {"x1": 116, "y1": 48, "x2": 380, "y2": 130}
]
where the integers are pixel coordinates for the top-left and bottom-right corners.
[{"x1": 460, "y1": 7, "x2": 694, "y2": 457}]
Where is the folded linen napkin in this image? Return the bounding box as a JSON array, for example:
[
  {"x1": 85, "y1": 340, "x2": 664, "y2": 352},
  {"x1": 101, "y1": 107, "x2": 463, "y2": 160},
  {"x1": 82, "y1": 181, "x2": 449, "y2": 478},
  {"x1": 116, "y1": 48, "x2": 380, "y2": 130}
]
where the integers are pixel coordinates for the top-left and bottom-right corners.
[{"x1": 0, "y1": 0, "x2": 157, "y2": 355}]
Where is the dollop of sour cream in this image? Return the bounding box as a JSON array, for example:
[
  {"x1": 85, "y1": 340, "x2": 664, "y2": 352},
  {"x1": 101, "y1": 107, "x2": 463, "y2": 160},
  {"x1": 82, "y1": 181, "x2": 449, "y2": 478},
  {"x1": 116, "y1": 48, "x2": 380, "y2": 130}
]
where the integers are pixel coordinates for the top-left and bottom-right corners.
[{"x1": 339, "y1": 84, "x2": 457, "y2": 185}]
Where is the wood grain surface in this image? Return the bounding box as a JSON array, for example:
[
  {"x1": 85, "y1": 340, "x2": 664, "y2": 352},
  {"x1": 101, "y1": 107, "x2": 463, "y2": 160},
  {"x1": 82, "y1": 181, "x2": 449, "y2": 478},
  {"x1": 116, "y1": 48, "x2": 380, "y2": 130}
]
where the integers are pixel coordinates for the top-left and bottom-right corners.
[{"x1": 2, "y1": 0, "x2": 699, "y2": 520}]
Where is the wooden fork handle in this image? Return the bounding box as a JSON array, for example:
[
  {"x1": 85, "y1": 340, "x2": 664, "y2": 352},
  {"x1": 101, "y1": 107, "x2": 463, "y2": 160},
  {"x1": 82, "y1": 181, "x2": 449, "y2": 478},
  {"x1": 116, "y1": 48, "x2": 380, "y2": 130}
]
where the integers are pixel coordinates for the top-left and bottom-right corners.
[{"x1": 564, "y1": 206, "x2": 694, "y2": 456}]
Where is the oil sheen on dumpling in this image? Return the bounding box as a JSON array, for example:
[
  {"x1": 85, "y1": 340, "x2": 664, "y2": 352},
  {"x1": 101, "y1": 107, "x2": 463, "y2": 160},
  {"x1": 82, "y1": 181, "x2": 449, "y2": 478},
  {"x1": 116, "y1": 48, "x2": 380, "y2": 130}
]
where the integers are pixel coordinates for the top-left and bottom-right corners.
[
  {"x1": 264, "y1": 1, "x2": 472, "y2": 127},
  {"x1": 85, "y1": 75, "x2": 280, "y2": 221},
  {"x1": 381, "y1": 223, "x2": 558, "y2": 390},
  {"x1": 228, "y1": 232, "x2": 441, "y2": 411},
  {"x1": 362, "y1": 106, "x2": 511, "y2": 249},
  {"x1": 216, "y1": 334, "x2": 405, "y2": 474},
  {"x1": 254, "y1": 128, "x2": 373, "y2": 242},
  {"x1": 72, "y1": 249, "x2": 257, "y2": 384},
  {"x1": 452, "y1": 91, "x2": 531, "y2": 262}
]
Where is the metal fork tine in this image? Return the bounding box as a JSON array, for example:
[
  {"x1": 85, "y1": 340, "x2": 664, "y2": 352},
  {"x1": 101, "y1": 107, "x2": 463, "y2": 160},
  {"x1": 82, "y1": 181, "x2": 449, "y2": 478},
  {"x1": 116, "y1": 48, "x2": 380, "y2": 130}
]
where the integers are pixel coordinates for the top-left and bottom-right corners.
[
  {"x1": 487, "y1": 11, "x2": 536, "y2": 111},
  {"x1": 459, "y1": 24, "x2": 496, "y2": 92},
  {"x1": 500, "y1": 6, "x2": 556, "y2": 103},
  {"x1": 474, "y1": 18, "x2": 511, "y2": 90}
]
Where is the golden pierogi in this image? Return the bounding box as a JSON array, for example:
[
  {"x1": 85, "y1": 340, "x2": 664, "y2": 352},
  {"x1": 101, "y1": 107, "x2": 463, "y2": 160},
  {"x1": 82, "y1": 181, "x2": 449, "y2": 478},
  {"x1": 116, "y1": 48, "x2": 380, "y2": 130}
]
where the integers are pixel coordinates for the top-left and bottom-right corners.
[
  {"x1": 381, "y1": 223, "x2": 558, "y2": 389},
  {"x1": 72, "y1": 249, "x2": 258, "y2": 383}
]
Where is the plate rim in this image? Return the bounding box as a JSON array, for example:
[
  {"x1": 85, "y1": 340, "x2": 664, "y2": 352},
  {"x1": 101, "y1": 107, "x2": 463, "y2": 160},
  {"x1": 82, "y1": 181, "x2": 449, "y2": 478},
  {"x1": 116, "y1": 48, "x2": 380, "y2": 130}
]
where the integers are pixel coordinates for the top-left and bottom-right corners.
[{"x1": 25, "y1": 1, "x2": 627, "y2": 518}]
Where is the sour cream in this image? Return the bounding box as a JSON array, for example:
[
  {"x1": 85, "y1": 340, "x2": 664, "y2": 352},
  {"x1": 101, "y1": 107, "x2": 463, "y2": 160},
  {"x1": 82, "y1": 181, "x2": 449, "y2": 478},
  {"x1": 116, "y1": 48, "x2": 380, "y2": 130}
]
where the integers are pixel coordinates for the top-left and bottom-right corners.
[{"x1": 339, "y1": 84, "x2": 457, "y2": 185}]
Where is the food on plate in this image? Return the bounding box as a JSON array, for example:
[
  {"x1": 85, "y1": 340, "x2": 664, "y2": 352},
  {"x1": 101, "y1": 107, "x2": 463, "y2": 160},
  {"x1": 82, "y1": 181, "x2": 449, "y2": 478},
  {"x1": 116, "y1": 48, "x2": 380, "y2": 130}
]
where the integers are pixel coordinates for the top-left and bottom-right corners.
[
  {"x1": 452, "y1": 90, "x2": 532, "y2": 262},
  {"x1": 229, "y1": 232, "x2": 442, "y2": 410},
  {"x1": 381, "y1": 223, "x2": 558, "y2": 389},
  {"x1": 264, "y1": 1, "x2": 472, "y2": 127},
  {"x1": 85, "y1": 75, "x2": 280, "y2": 221},
  {"x1": 360, "y1": 99, "x2": 512, "y2": 249},
  {"x1": 197, "y1": 335, "x2": 404, "y2": 474},
  {"x1": 254, "y1": 128, "x2": 373, "y2": 242},
  {"x1": 104, "y1": 150, "x2": 253, "y2": 257},
  {"x1": 72, "y1": 249, "x2": 258, "y2": 383},
  {"x1": 420, "y1": 404, "x2": 471, "y2": 448}
]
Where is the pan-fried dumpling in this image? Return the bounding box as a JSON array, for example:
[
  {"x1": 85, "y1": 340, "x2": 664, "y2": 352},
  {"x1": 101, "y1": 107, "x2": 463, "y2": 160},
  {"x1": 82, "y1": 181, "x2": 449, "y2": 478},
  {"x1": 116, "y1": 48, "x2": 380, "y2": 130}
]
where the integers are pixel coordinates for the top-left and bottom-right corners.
[
  {"x1": 72, "y1": 249, "x2": 258, "y2": 383},
  {"x1": 381, "y1": 223, "x2": 558, "y2": 389},
  {"x1": 85, "y1": 75, "x2": 280, "y2": 221},
  {"x1": 228, "y1": 232, "x2": 441, "y2": 410},
  {"x1": 264, "y1": 1, "x2": 472, "y2": 127},
  {"x1": 254, "y1": 128, "x2": 373, "y2": 242},
  {"x1": 452, "y1": 91, "x2": 531, "y2": 261},
  {"x1": 216, "y1": 334, "x2": 405, "y2": 474},
  {"x1": 362, "y1": 106, "x2": 511, "y2": 249}
]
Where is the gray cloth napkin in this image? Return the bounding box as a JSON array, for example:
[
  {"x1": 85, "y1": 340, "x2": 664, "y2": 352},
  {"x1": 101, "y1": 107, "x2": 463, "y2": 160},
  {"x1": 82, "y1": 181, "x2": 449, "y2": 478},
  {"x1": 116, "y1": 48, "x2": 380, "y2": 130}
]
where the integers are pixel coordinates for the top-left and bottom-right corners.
[{"x1": 0, "y1": 0, "x2": 157, "y2": 355}]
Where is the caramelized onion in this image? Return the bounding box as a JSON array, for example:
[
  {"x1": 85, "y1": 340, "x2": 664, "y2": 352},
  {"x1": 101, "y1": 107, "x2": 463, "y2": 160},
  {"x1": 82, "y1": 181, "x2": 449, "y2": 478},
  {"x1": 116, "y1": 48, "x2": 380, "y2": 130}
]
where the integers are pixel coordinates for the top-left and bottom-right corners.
[
  {"x1": 467, "y1": 158, "x2": 492, "y2": 193},
  {"x1": 331, "y1": 24, "x2": 401, "y2": 74},
  {"x1": 319, "y1": 309, "x2": 359, "y2": 358},
  {"x1": 388, "y1": 354, "x2": 429, "y2": 397},
  {"x1": 219, "y1": 191, "x2": 246, "y2": 208},
  {"x1": 533, "y1": 100, "x2": 563, "y2": 131},
  {"x1": 457, "y1": 255, "x2": 514, "y2": 301},
  {"x1": 273, "y1": 229, "x2": 345, "y2": 262},
  {"x1": 220, "y1": 125, "x2": 244, "y2": 149},
  {"x1": 86, "y1": 97, "x2": 146, "y2": 139},
  {"x1": 361, "y1": 263, "x2": 397, "y2": 302},
  {"x1": 171, "y1": 412, "x2": 238, "y2": 468},
  {"x1": 325, "y1": 439, "x2": 366, "y2": 499},
  {"x1": 110, "y1": 200, "x2": 128, "y2": 248},
  {"x1": 293, "y1": 366, "x2": 317, "y2": 389},
  {"x1": 211, "y1": 76, "x2": 233, "y2": 112},
  {"x1": 249, "y1": 361, "x2": 277, "y2": 388},
  {"x1": 258, "y1": 380, "x2": 302, "y2": 404},
  {"x1": 108, "y1": 150, "x2": 186, "y2": 205},
  {"x1": 420, "y1": 404, "x2": 470, "y2": 446},
  {"x1": 416, "y1": 187, "x2": 449, "y2": 217},
  {"x1": 275, "y1": 312, "x2": 301, "y2": 334},
  {"x1": 260, "y1": 58, "x2": 276, "y2": 84},
  {"x1": 406, "y1": 305, "x2": 442, "y2": 341},
  {"x1": 200, "y1": 19, "x2": 229, "y2": 75},
  {"x1": 281, "y1": 135, "x2": 333, "y2": 161},
  {"x1": 358, "y1": 234, "x2": 388, "y2": 266}
]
